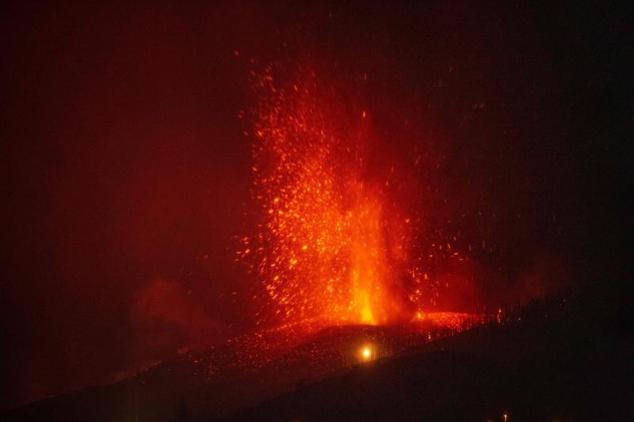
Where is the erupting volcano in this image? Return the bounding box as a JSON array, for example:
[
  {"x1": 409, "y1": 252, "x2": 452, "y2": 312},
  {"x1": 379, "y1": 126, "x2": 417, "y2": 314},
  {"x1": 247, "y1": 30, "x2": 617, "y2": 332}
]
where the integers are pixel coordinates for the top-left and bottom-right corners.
[
  {"x1": 238, "y1": 65, "x2": 435, "y2": 328},
  {"x1": 5, "y1": 2, "x2": 629, "y2": 420}
]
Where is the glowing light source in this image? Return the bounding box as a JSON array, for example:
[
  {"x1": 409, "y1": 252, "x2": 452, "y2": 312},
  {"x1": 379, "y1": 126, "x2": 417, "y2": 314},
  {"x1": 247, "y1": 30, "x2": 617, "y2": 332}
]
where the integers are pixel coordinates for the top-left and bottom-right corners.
[{"x1": 359, "y1": 344, "x2": 374, "y2": 361}]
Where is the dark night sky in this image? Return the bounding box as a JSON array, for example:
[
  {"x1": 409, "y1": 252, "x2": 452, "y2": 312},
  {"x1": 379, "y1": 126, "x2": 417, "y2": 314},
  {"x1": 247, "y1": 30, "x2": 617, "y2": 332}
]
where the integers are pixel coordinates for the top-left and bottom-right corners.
[{"x1": 1, "y1": 1, "x2": 630, "y2": 410}]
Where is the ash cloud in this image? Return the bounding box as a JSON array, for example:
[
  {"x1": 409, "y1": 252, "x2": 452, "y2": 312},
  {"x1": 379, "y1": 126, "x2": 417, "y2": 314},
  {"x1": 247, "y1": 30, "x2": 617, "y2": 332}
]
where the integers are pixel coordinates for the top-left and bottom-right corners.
[{"x1": 129, "y1": 278, "x2": 228, "y2": 365}]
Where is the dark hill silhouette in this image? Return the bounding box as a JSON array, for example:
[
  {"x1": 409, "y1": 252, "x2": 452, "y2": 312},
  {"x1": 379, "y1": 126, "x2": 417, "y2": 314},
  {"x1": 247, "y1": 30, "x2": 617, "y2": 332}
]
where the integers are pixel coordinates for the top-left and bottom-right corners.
[{"x1": 4, "y1": 284, "x2": 631, "y2": 421}]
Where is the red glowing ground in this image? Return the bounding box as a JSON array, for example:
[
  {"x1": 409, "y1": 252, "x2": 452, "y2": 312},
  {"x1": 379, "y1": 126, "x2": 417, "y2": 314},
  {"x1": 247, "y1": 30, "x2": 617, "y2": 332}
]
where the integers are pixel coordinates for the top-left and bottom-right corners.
[
  {"x1": 110, "y1": 312, "x2": 492, "y2": 418},
  {"x1": 184, "y1": 312, "x2": 489, "y2": 381}
]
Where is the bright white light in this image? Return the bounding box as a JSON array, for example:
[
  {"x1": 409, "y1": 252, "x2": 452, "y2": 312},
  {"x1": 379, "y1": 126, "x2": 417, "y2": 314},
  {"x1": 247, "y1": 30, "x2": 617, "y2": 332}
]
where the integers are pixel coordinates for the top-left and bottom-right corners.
[{"x1": 359, "y1": 345, "x2": 373, "y2": 361}]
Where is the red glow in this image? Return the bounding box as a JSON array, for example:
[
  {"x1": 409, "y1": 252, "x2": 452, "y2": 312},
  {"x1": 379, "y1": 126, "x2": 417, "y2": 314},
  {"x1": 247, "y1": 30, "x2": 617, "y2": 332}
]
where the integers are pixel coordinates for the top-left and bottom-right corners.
[
  {"x1": 237, "y1": 66, "x2": 478, "y2": 331},
  {"x1": 237, "y1": 67, "x2": 408, "y2": 326},
  {"x1": 412, "y1": 311, "x2": 486, "y2": 331}
]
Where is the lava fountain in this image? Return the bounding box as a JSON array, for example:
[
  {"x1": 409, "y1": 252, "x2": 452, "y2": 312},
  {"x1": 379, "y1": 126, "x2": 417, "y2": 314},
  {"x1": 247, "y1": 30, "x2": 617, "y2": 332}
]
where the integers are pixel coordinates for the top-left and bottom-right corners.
[{"x1": 238, "y1": 66, "x2": 411, "y2": 327}]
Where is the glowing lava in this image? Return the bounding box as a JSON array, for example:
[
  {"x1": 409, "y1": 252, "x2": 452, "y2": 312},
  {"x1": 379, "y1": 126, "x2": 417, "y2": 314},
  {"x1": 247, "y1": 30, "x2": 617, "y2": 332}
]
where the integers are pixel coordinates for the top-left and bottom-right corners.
[
  {"x1": 239, "y1": 66, "x2": 407, "y2": 327},
  {"x1": 237, "y1": 65, "x2": 488, "y2": 334}
]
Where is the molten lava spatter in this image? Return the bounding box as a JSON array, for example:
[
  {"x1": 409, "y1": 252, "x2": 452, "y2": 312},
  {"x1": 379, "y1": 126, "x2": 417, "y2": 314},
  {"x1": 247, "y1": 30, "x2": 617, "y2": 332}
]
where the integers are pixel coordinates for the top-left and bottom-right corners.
[{"x1": 238, "y1": 67, "x2": 406, "y2": 326}]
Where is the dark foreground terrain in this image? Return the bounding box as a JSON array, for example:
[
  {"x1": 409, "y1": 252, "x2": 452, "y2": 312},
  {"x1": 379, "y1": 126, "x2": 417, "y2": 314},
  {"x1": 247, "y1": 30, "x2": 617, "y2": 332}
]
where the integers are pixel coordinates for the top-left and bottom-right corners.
[
  {"x1": 5, "y1": 284, "x2": 632, "y2": 421},
  {"x1": 235, "y1": 285, "x2": 633, "y2": 421}
]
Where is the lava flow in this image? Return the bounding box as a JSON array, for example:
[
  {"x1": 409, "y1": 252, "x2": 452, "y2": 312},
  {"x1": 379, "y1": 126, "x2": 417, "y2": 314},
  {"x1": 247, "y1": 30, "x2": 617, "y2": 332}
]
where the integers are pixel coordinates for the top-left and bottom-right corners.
[{"x1": 237, "y1": 66, "x2": 411, "y2": 328}]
